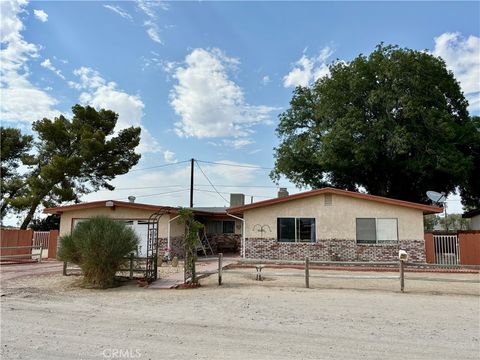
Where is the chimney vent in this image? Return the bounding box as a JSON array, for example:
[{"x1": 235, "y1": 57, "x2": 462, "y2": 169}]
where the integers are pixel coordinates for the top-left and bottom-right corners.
[
  {"x1": 278, "y1": 188, "x2": 289, "y2": 198},
  {"x1": 128, "y1": 196, "x2": 136, "y2": 203},
  {"x1": 230, "y1": 193, "x2": 245, "y2": 206}
]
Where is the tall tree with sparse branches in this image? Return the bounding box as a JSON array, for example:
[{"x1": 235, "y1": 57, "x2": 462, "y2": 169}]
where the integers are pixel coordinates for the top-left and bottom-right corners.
[
  {"x1": 11, "y1": 105, "x2": 142, "y2": 229},
  {"x1": 0, "y1": 127, "x2": 33, "y2": 219}
]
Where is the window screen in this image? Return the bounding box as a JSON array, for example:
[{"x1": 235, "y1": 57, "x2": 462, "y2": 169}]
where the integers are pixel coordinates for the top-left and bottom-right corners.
[
  {"x1": 376, "y1": 219, "x2": 398, "y2": 242},
  {"x1": 356, "y1": 218, "x2": 376, "y2": 244},
  {"x1": 222, "y1": 221, "x2": 235, "y2": 234},
  {"x1": 277, "y1": 218, "x2": 296, "y2": 242},
  {"x1": 297, "y1": 218, "x2": 316, "y2": 242},
  {"x1": 206, "y1": 221, "x2": 222, "y2": 234}
]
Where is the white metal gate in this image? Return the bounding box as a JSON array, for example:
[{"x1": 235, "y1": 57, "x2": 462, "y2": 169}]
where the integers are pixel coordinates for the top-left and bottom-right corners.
[
  {"x1": 433, "y1": 234, "x2": 460, "y2": 265},
  {"x1": 33, "y1": 231, "x2": 50, "y2": 249}
]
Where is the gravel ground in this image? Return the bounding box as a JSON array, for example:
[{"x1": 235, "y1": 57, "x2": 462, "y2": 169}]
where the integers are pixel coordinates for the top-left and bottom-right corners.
[{"x1": 1, "y1": 268, "x2": 479, "y2": 360}]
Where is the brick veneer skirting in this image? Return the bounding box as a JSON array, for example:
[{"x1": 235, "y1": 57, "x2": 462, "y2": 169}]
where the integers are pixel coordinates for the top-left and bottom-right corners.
[
  {"x1": 158, "y1": 236, "x2": 184, "y2": 259},
  {"x1": 245, "y1": 238, "x2": 426, "y2": 262},
  {"x1": 206, "y1": 233, "x2": 241, "y2": 253}
]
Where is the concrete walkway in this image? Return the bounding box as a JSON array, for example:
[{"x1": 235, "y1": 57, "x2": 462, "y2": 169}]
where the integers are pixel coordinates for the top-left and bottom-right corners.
[{"x1": 148, "y1": 258, "x2": 236, "y2": 289}]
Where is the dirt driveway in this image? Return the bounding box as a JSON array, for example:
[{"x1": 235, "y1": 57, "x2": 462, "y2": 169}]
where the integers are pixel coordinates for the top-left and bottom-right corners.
[{"x1": 1, "y1": 266, "x2": 479, "y2": 360}]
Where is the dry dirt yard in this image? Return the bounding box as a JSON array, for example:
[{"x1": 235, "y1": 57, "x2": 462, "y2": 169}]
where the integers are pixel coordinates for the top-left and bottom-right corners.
[{"x1": 1, "y1": 267, "x2": 479, "y2": 360}]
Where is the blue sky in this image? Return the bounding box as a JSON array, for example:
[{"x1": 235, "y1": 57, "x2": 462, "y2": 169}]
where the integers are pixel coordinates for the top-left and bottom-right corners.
[{"x1": 1, "y1": 1, "x2": 479, "y2": 220}]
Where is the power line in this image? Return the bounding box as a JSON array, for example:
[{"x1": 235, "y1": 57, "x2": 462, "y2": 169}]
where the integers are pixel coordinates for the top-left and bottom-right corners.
[
  {"x1": 128, "y1": 160, "x2": 190, "y2": 172},
  {"x1": 196, "y1": 159, "x2": 274, "y2": 170},
  {"x1": 195, "y1": 161, "x2": 230, "y2": 204},
  {"x1": 113, "y1": 188, "x2": 189, "y2": 201},
  {"x1": 194, "y1": 188, "x2": 272, "y2": 199},
  {"x1": 96, "y1": 184, "x2": 287, "y2": 192}
]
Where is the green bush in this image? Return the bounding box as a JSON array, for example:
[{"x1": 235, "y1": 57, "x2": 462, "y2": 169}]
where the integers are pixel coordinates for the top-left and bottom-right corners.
[{"x1": 57, "y1": 216, "x2": 139, "y2": 288}]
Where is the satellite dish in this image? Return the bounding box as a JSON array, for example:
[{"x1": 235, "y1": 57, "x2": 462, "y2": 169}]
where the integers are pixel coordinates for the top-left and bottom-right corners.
[{"x1": 426, "y1": 191, "x2": 446, "y2": 204}]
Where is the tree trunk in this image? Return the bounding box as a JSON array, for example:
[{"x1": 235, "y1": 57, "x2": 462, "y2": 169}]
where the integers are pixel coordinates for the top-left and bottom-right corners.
[{"x1": 20, "y1": 199, "x2": 40, "y2": 230}]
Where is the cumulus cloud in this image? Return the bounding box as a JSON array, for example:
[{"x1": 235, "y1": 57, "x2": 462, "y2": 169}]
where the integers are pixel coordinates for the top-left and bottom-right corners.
[
  {"x1": 40, "y1": 58, "x2": 65, "y2": 79},
  {"x1": 163, "y1": 150, "x2": 177, "y2": 163},
  {"x1": 432, "y1": 32, "x2": 480, "y2": 112},
  {"x1": 170, "y1": 48, "x2": 277, "y2": 143},
  {"x1": 33, "y1": 9, "x2": 48, "y2": 22},
  {"x1": 70, "y1": 67, "x2": 160, "y2": 153},
  {"x1": 283, "y1": 46, "x2": 333, "y2": 88},
  {"x1": 0, "y1": 0, "x2": 59, "y2": 124},
  {"x1": 103, "y1": 4, "x2": 132, "y2": 20}
]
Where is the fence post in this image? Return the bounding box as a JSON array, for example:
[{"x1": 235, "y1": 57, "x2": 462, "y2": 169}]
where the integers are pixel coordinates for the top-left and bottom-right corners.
[
  {"x1": 305, "y1": 256, "x2": 310, "y2": 288},
  {"x1": 38, "y1": 245, "x2": 43, "y2": 263},
  {"x1": 129, "y1": 253, "x2": 134, "y2": 280},
  {"x1": 399, "y1": 260, "x2": 405, "y2": 292},
  {"x1": 63, "y1": 261, "x2": 67, "y2": 276},
  {"x1": 218, "y1": 252, "x2": 223, "y2": 286}
]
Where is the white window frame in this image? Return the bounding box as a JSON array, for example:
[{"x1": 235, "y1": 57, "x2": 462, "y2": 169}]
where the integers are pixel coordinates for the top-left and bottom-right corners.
[
  {"x1": 277, "y1": 217, "x2": 316, "y2": 243},
  {"x1": 356, "y1": 218, "x2": 399, "y2": 244}
]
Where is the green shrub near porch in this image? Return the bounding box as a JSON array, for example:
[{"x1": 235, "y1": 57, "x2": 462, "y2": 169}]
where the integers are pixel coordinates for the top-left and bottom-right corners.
[{"x1": 57, "y1": 216, "x2": 139, "y2": 288}]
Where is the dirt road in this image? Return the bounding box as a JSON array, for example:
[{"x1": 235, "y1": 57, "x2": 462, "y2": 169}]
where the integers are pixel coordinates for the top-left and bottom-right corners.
[{"x1": 1, "y1": 269, "x2": 479, "y2": 359}]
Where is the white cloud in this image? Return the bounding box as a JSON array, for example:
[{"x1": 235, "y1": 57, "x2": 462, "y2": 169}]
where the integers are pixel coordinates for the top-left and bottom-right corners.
[
  {"x1": 136, "y1": 0, "x2": 167, "y2": 44},
  {"x1": 163, "y1": 150, "x2": 177, "y2": 163},
  {"x1": 33, "y1": 9, "x2": 48, "y2": 22},
  {"x1": 0, "y1": 0, "x2": 59, "y2": 124},
  {"x1": 70, "y1": 67, "x2": 160, "y2": 154},
  {"x1": 170, "y1": 48, "x2": 277, "y2": 142},
  {"x1": 222, "y1": 138, "x2": 254, "y2": 149},
  {"x1": 432, "y1": 32, "x2": 480, "y2": 112},
  {"x1": 103, "y1": 5, "x2": 132, "y2": 20},
  {"x1": 261, "y1": 75, "x2": 271, "y2": 85},
  {"x1": 40, "y1": 58, "x2": 65, "y2": 79},
  {"x1": 283, "y1": 46, "x2": 333, "y2": 88}
]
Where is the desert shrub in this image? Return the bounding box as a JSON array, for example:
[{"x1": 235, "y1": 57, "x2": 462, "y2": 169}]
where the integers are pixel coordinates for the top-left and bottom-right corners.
[{"x1": 57, "y1": 216, "x2": 139, "y2": 288}]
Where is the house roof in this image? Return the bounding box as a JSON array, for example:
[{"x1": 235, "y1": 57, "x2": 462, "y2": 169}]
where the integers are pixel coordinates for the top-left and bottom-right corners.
[
  {"x1": 462, "y1": 209, "x2": 480, "y2": 218},
  {"x1": 227, "y1": 187, "x2": 443, "y2": 215},
  {"x1": 44, "y1": 200, "x2": 178, "y2": 215},
  {"x1": 44, "y1": 201, "x2": 230, "y2": 217}
]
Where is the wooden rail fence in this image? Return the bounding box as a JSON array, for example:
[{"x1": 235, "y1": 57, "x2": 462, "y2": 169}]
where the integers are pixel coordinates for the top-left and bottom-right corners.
[{"x1": 196, "y1": 254, "x2": 480, "y2": 292}]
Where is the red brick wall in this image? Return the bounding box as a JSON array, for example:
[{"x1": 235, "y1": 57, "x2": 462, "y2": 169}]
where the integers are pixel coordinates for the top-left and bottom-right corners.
[
  {"x1": 205, "y1": 233, "x2": 241, "y2": 253},
  {"x1": 245, "y1": 238, "x2": 425, "y2": 262},
  {"x1": 424, "y1": 233, "x2": 435, "y2": 263}
]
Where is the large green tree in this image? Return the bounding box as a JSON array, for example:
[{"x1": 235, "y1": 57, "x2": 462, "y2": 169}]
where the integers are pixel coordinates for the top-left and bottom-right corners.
[
  {"x1": 0, "y1": 127, "x2": 33, "y2": 218},
  {"x1": 10, "y1": 105, "x2": 141, "y2": 229},
  {"x1": 271, "y1": 44, "x2": 480, "y2": 207}
]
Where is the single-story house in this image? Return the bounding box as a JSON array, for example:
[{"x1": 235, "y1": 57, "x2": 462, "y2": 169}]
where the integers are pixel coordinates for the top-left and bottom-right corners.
[
  {"x1": 226, "y1": 187, "x2": 442, "y2": 262},
  {"x1": 44, "y1": 200, "x2": 242, "y2": 258},
  {"x1": 45, "y1": 187, "x2": 442, "y2": 262},
  {"x1": 462, "y1": 209, "x2": 480, "y2": 230}
]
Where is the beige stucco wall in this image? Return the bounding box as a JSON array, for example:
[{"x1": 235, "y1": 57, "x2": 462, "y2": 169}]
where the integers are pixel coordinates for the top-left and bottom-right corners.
[
  {"x1": 470, "y1": 214, "x2": 480, "y2": 230},
  {"x1": 58, "y1": 207, "x2": 184, "y2": 238},
  {"x1": 243, "y1": 193, "x2": 425, "y2": 240}
]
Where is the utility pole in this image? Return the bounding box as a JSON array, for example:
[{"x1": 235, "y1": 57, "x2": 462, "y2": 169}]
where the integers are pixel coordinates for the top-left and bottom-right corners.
[{"x1": 190, "y1": 158, "x2": 194, "y2": 208}]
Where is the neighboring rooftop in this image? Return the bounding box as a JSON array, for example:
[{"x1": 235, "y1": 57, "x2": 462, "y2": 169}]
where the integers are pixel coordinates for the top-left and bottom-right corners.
[{"x1": 462, "y1": 209, "x2": 480, "y2": 218}]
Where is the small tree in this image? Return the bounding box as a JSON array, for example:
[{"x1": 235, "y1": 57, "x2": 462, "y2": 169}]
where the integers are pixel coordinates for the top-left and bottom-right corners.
[
  {"x1": 57, "y1": 216, "x2": 139, "y2": 288},
  {"x1": 177, "y1": 208, "x2": 204, "y2": 284}
]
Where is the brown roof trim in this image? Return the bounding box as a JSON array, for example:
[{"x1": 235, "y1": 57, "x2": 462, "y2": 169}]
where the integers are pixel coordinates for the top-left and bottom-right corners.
[
  {"x1": 227, "y1": 187, "x2": 443, "y2": 215},
  {"x1": 44, "y1": 200, "x2": 178, "y2": 214}
]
